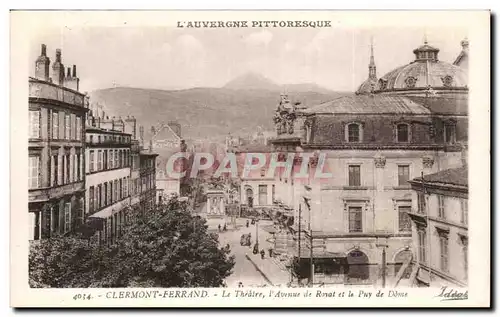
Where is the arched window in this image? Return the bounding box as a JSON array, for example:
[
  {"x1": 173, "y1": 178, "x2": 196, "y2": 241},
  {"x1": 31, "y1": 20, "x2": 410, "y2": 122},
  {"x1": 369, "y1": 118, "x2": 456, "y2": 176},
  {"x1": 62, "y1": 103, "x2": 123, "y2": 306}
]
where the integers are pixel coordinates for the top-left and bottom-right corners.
[
  {"x1": 397, "y1": 124, "x2": 409, "y2": 143},
  {"x1": 347, "y1": 123, "x2": 361, "y2": 143}
]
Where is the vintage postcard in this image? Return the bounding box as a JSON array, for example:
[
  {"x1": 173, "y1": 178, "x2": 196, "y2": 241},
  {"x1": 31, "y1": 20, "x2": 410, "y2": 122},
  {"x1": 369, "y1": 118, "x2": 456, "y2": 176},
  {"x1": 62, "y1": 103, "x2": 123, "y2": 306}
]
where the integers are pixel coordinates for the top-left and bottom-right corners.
[{"x1": 10, "y1": 10, "x2": 490, "y2": 307}]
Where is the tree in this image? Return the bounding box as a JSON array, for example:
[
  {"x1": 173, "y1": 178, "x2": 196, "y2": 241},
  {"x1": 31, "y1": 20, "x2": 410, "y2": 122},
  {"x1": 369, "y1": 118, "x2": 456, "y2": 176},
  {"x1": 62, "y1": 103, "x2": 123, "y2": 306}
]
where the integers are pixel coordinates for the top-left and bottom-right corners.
[
  {"x1": 29, "y1": 197, "x2": 235, "y2": 288},
  {"x1": 108, "y1": 197, "x2": 235, "y2": 287}
]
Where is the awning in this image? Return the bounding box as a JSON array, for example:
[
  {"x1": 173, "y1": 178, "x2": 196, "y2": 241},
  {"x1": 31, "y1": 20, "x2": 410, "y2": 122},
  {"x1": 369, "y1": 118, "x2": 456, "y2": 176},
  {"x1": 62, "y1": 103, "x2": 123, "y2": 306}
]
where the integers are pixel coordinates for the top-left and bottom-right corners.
[
  {"x1": 298, "y1": 251, "x2": 347, "y2": 259},
  {"x1": 88, "y1": 207, "x2": 116, "y2": 219}
]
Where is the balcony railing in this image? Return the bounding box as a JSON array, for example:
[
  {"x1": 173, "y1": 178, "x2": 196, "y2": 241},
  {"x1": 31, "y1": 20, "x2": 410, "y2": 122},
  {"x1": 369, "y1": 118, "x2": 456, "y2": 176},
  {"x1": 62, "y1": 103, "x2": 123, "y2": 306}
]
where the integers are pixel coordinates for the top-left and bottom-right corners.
[{"x1": 29, "y1": 79, "x2": 86, "y2": 108}]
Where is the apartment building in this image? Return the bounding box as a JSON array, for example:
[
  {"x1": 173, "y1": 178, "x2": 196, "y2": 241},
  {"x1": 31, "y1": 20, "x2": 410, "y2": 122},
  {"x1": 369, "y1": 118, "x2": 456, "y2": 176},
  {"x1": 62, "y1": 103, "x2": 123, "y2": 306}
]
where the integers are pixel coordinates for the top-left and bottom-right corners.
[{"x1": 28, "y1": 44, "x2": 88, "y2": 240}]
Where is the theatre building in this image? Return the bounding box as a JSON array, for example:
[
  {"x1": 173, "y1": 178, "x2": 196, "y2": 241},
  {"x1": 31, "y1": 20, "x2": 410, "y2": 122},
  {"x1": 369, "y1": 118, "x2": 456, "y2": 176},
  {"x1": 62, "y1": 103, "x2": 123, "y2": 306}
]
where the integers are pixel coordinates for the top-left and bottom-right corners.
[
  {"x1": 84, "y1": 113, "x2": 132, "y2": 245},
  {"x1": 28, "y1": 45, "x2": 88, "y2": 240},
  {"x1": 270, "y1": 38, "x2": 468, "y2": 286}
]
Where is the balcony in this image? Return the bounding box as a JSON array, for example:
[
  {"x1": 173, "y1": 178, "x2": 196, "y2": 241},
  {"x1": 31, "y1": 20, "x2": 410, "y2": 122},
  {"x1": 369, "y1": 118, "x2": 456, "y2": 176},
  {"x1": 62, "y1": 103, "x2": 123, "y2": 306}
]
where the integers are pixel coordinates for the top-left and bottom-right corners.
[
  {"x1": 29, "y1": 181, "x2": 85, "y2": 202},
  {"x1": 29, "y1": 78, "x2": 86, "y2": 108}
]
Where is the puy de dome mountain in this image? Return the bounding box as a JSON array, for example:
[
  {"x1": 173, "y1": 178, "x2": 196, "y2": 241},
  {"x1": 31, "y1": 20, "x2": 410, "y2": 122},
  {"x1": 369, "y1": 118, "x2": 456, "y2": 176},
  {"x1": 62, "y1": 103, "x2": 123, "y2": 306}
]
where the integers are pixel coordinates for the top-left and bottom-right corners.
[{"x1": 89, "y1": 73, "x2": 346, "y2": 143}]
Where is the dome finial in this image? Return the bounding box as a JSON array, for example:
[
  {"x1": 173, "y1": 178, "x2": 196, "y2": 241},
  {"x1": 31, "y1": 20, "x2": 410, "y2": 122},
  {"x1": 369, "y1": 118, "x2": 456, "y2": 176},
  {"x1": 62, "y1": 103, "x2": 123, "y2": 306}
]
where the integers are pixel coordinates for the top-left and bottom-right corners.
[{"x1": 423, "y1": 30, "x2": 428, "y2": 45}]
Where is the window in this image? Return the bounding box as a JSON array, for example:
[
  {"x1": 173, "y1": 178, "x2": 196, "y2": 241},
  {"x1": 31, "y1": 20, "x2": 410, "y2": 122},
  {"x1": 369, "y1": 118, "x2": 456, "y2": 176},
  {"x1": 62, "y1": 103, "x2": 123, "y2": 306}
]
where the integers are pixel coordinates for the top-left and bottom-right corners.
[
  {"x1": 94, "y1": 187, "x2": 99, "y2": 211},
  {"x1": 347, "y1": 123, "x2": 360, "y2": 142},
  {"x1": 417, "y1": 192, "x2": 426, "y2": 214},
  {"x1": 103, "y1": 183, "x2": 108, "y2": 206},
  {"x1": 65, "y1": 154, "x2": 70, "y2": 184},
  {"x1": 461, "y1": 199, "x2": 468, "y2": 225},
  {"x1": 109, "y1": 181, "x2": 113, "y2": 203},
  {"x1": 103, "y1": 150, "x2": 108, "y2": 170},
  {"x1": 52, "y1": 112, "x2": 59, "y2": 139},
  {"x1": 89, "y1": 150, "x2": 95, "y2": 172},
  {"x1": 444, "y1": 124, "x2": 456, "y2": 144},
  {"x1": 114, "y1": 150, "x2": 119, "y2": 168},
  {"x1": 65, "y1": 114, "x2": 70, "y2": 140},
  {"x1": 29, "y1": 111, "x2": 40, "y2": 139},
  {"x1": 348, "y1": 165, "x2": 361, "y2": 186},
  {"x1": 397, "y1": 124, "x2": 409, "y2": 142},
  {"x1": 28, "y1": 156, "x2": 40, "y2": 189},
  {"x1": 76, "y1": 154, "x2": 81, "y2": 181},
  {"x1": 108, "y1": 150, "x2": 113, "y2": 169},
  {"x1": 114, "y1": 180, "x2": 118, "y2": 202},
  {"x1": 439, "y1": 235, "x2": 449, "y2": 272},
  {"x1": 76, "y1": 117, "x2": 81, "y2": 140},
  {"x1": 97, "y1": 150, "x2": 103, "y2": 171},
  {"x1": 124, "y1": 177, "x2": 128, "y2": 197},
  {"x1": 438, "y1": 195, "x2": 446, "y2": 219},
  {"x1": 119, "y1": 179, "x2": 123, "y2": 200},
  {"x1": 64, "y1": 202, "x2": 71, "y2": 233},
  {"x1": 348, "y1": 206, "x2": 363, "y2": 232},
  {"x1": 418, "y1": 230, "x2": 427, "y2": 263},
  {"x1": 398, "y1": 165, "x2": 410, "y2": 186},
  {"x1": 51, "y1": 154, "x2": 58, "y2": 186},
  {"x1": 71, "y1": 115, "x2": 76, "y2": 140},
  {"x1": 89, "y1": 186, "x2": 95, "y2": 213},
  {"x1": 89, "y1": 135, "x2": 94, "y2": 144},
  {"x1": 398, "y1": 206, "x2": 412, "y2": 232}
]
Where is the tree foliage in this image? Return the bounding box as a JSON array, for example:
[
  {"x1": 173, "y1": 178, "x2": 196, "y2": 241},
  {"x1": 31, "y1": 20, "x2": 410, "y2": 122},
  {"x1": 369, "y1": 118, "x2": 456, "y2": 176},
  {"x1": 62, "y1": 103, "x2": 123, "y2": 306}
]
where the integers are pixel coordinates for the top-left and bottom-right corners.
[{"x1": 29, "y1": 197, "x2": 235, "y2": 288}]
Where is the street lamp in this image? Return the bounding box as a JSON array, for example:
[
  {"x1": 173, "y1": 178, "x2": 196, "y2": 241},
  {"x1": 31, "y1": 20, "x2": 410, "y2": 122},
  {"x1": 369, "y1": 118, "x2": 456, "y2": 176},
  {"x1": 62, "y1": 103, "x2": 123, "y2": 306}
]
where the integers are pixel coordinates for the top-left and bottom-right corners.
[{"x1": 376, "y1": 235, "x2": 389, "y2": 288}]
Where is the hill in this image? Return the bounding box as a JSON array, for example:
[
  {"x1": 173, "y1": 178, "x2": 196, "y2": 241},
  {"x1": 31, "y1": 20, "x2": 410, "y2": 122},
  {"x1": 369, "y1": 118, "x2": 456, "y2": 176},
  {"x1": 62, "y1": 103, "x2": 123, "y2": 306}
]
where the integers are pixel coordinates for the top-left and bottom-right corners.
[{"x1": 90, "y1": 82, "x2": 346, "y2": 142}]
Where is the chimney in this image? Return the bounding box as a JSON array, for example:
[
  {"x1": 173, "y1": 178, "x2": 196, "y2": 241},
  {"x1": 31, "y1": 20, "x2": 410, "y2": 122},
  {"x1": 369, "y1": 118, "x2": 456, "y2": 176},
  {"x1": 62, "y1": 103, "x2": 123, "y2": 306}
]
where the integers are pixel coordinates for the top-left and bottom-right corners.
[
  {"x1": 63, "y1": 64, "x2": 80, "y2": 92},
  {"x1": 35, "y1": 44, "x2": 51, "y2": 81},
  {"x1": 52, "y1": 49, "x2": 65, "y2": 85}
]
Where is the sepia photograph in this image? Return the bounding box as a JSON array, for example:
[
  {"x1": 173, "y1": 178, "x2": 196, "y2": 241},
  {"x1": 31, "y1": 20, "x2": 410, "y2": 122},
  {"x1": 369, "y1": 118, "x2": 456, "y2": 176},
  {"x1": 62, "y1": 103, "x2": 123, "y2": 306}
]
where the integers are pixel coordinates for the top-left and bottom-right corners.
[{"x1": 10, "y1": 10, "x2": 490, "y2": 307}]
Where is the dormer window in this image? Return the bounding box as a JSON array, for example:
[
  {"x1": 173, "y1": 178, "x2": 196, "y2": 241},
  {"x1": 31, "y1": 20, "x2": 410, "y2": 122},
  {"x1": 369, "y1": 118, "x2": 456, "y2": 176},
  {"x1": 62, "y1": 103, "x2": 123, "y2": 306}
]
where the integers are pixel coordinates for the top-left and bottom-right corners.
[
  {"x1": 345, "y1": 123, "x2": 363, "y2": 143},
  {"x1": 444, "y1": 123, "x2": 456, "y2": 144},
  {"x1": 397, "y1": 123, "x2": 410, "y2": 143}
]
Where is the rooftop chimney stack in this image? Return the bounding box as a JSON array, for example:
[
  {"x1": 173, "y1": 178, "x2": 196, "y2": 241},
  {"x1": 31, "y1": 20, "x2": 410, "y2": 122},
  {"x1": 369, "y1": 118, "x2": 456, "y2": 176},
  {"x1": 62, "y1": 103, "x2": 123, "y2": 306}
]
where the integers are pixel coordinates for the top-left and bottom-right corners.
[
  {"x1": 35, "y1": 44, "x2": 51, "y2": 81},
  {"x1": 63, "y1": 64, "x2": 80, "y2": 91},
  {"x1": 52, "y1": 49, "x2": 65, "y2": 85}
]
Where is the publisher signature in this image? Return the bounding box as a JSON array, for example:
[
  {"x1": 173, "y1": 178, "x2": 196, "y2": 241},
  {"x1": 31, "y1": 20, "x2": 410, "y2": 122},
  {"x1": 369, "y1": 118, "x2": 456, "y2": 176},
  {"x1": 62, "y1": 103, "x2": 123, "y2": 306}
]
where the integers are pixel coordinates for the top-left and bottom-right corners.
[{"x1": 435, "y1": 286, "x2": 468, "y2": 301}]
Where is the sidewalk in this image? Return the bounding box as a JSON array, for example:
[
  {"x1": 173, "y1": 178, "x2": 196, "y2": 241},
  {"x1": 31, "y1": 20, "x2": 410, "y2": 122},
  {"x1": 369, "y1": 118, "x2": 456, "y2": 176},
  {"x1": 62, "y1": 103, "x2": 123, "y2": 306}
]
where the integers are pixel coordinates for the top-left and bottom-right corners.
[{"x1": 245, "y1": 252, "x2": 291, "y2": 287}]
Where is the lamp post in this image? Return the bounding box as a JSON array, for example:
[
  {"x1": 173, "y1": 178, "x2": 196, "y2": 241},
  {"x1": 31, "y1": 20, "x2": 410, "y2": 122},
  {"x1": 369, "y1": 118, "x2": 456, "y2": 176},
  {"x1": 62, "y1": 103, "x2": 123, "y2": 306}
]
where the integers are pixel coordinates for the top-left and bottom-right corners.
[{"x1": 376, "y1": 235, "x2": 389, "y2": 288}]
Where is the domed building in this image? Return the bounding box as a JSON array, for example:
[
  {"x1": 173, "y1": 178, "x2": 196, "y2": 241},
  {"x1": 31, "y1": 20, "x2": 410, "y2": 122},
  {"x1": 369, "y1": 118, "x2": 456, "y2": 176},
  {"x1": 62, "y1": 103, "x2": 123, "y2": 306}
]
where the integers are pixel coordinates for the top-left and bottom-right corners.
[
  {"x1": 270, "y1": 37, "x2": 469, "y2": 287},
  {"x1": 357, "y1": 38, "x2": 469, "y2": 97}
]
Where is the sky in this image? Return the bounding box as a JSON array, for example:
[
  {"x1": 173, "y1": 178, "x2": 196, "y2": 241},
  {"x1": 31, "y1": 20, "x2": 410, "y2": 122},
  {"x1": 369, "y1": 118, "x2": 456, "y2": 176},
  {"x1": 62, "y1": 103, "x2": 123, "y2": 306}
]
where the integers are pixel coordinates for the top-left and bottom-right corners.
[{"x1": 28, "y1": 26, "x2": 468, "y2": 93}]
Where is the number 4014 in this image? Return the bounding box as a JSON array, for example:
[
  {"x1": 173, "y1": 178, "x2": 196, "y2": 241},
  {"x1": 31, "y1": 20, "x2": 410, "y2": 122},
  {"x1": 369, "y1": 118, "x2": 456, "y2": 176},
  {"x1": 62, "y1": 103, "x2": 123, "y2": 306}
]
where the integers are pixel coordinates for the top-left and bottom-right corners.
[{"x1": 73, "y1": 294, "x2": 92, "y2": 300}]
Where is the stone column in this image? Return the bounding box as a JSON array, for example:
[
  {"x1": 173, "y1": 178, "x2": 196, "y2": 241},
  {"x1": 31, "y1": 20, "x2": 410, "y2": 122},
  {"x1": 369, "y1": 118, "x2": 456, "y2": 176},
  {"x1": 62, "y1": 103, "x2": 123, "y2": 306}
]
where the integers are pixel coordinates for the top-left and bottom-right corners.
[{"x1": 373, "y1": 153, "x2": 387, "y2": 232}]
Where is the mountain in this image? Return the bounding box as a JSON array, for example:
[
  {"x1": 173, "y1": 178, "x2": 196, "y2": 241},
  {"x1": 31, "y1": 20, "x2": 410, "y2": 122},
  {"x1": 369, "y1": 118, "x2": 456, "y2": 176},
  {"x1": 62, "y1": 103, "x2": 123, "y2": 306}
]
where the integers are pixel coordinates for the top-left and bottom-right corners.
[
  {"x1": 89, "y1": 83, "x2": 346, "y2": 144},
  {"x1": 223, "y1": 72, "x2": 333, "y2": 94},
  {"x1": 223, "y1": 72, "x2": 281, "y2": 91}
]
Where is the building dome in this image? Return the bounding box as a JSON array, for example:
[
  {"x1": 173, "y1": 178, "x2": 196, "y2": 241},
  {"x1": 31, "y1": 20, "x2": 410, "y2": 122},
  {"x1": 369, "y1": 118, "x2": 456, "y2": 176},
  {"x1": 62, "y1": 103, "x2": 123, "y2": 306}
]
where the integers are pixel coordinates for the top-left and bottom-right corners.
[
  {"x1": 375, "y1": 41, "x2": 468, "y2": 93},
  {"x1": 356, "y1": 78, "x2": 377, "y2": 95}
]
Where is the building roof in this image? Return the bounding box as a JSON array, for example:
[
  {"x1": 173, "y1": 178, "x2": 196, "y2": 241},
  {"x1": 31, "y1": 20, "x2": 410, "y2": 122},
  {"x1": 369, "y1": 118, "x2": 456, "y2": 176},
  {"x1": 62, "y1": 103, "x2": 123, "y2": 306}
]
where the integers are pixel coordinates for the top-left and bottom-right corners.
[
  {"x1": 85, "y1": 126, "x2": 132, "y2": 135},
  {"x1": 355, "y1": 78, "x2": 377, "y2": 95},
  {"x1": 376, "y1": 60, "x2": 468, "y2": 91},
  {"x1": 406, "y1": 95, "x2": 468, "y2": 115},
  {"x1": 411, "y1": 166, "x2": 468, "y2": 188},
  {"x1": 303, "y1": 95, "x2": 431, "y2": 115}
]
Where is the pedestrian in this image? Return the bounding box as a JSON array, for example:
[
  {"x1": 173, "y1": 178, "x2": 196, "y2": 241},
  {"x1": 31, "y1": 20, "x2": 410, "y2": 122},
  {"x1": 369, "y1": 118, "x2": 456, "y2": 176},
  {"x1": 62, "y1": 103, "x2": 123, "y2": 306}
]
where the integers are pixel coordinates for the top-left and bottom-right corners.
[
  {"x1": 223, "y1": 223, "x2": 227, "y2": 232},
  {"x1": 246, "y1": 220, "x2": 249, "y2": 228},
  {"x1": 218, "y1": 224, "x2": 221, "y2": 232},
  {"x1": 260, "y1": 249, "x2": 265, "y2": 259},
  {"x1": 268, "y1": 248, "x2": 273, "y2": 258}
]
